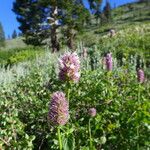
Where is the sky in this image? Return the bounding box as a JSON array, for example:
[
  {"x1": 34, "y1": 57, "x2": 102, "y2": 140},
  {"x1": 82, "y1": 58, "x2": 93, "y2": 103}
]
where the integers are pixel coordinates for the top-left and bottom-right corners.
[{"x1": 0, "y1": 0, "x2": 137, "y2": 38}]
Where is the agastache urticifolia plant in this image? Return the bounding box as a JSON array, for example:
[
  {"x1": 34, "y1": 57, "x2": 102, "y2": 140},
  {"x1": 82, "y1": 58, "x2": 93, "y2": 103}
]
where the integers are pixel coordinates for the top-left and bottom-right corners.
[
  {"x1": 48, "y1": 91, "x2": 69, "y2": 150},
  {"x1": 137, "y1": 69, "x2": 145, "y2": 83},
  {"x1": 136, "y1": 69, "x2": 144, "y2": 150},
  {"x1": 58, "y1": 52, "x2": 80, "y2": 103},
  {"x1": 105, "y1": 53, "x2": 113, "y2": 71},
  {"x1": 88, "y1": 108, "x2": 96, "y2": 149},
  {"x1": 58, "y1": 52, "x2": 80, "y2": 83}
]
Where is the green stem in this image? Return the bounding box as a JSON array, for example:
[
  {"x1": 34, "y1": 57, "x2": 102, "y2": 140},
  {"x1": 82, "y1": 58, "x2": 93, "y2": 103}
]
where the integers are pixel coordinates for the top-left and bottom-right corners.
[
  {"x1": 67, "y1": 88, "x2": 70, "y2": 103},
  {"x1": 66, "y1": 82, "x2": 71, "y2": 103},
  {"x1": 137, "y1": 126, "x2": 139, "y2": 150},
  {"x1": 137, "y1": 83, "x2": 140, "y2": 150},
  {"x1": 57, "y1": 127, "x2": 62, "y2": 150},
  {"x1": 88, "y1": 119, "x2": 93, "y2": 149},
  {"x1": 138, "y1": 84, "x2": 140, "y2": 104}
]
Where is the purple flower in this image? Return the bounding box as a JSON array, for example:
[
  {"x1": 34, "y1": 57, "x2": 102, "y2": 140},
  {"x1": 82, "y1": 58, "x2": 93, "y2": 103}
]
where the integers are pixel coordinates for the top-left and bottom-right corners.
[
  {"x1": 105, "y1": 53, "x2": 113, "y2": 71},
  {"x1": 48, "y1": 92, "x2": 69, "y2": 126},
  {"x1": 59, "y1": 52, "x2": 80, "y2": 82},
  {"x1": 89, "y1": 108, "x2": 96, "y2": 117},
  {"x1": 137, "y1": 69, "x2": 145, "y2": 83}
]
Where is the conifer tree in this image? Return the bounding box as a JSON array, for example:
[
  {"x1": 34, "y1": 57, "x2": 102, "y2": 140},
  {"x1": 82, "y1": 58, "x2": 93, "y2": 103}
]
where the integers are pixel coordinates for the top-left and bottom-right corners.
[
  {"x1": 88, "y1": 0, "x2": 102, "y2": 25},
  {"x1": 103, "y1": 0, "x2": 112, "y2": 23},
  {"x1": 12, "y1": 30, "x2": 17, "y2": 39},
  {"x1": 13, "y1": 0, "x2": 90, "y2": 52},
  {"x1": 62, "y1": 0, "x2": 90, "y2": 50},
  {"x1": 13, "y1": 0, "x2": 46, "y2": 46},
  {"x1": 0, "y1": 22, "x2": 5, "y2": 47},
  {"x1": 88, "y1": 0, "x2": 102, "y2": 13}
]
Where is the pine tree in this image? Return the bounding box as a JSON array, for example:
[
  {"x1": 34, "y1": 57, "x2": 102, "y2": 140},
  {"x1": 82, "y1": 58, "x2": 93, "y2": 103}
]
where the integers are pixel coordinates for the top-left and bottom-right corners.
[
  {"x1": 12, "y1": 30, "x2": 17, "y2": 39},
  {"x1": 88, "y1": 0, "x2": 102, "y2": 13},
  {"x1": 88, "y1": 0, "x2": 102, "y2": 25},
  {"x1": 62, "y1": 0, "x2": 90, "y2": 50},
  {"x1": 103, "y1": 0, "x2": 112, "y2": 23},
  {"x1": 0, "y1": 22, "x2": 5, "y2": 47},
  {"x1": 13, "y1": 0, "x2": 47, "y2": 46},
  {"x1": 13, "y1": 0, "x2": 90, "y2": 52},
  {"x1": 13, "y1": 0, "x2": 65, "y2": 51},
  {"x1": 18, "y1": 32, "x2": 22, "y2": 37}
]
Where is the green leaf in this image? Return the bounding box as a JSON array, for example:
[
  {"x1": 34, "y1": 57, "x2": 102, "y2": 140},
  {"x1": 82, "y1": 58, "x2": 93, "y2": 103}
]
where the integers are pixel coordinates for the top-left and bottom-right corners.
[{"x1": 62, "y1": 134, "x2": 75, "y2": 150}]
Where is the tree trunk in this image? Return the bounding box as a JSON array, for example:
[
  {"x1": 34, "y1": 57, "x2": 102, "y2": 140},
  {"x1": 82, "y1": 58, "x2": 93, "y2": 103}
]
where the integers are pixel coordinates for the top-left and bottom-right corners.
[
  {"x1": 51, "y1": 25, "x2": 59, "y2": 53},
  {"x1": 50, "y1": 6, "x2": 60, "y2": 53},
  {"x1": 67, "y1": 28, "x2": 76, "y2": 51}
]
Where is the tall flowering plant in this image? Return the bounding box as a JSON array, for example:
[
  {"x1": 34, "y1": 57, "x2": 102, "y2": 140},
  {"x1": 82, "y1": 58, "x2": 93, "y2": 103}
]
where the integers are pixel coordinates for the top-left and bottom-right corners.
[
  {"x1": 137, "y1": 69, "x2": 145, "y2": 83},
  {"x1": 105, "y1": 53, "x2": 113, "y2": 71},
  {"x1": 48, "y1": 91, "x2": 69, "y2": 150},
  {"x1": 48, "y1": 91, "x2": 69, "y2": 126},
  {"x1": 58, "y1": 52, "x2": 80, "y2": 83},
  {"x1": 88, "y1": 108, "x2": 97, "y2": 149},
  {"x1": 136, "y1": 69, "x2": 144, "y2": 149}
]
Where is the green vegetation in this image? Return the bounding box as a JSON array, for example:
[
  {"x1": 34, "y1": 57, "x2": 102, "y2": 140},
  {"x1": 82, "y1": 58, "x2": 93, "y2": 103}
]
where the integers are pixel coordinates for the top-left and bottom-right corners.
[
  {"x1": 0, "y1": 22, "x2": 5, "y2": 47},
  {"x1": 113, "y1": 1, "x2": 150, "y2": 25},
  {"x1": 0, "y1": 1, "x2": 150, "y2": 149},
  {"x1": 0, "y1": 50, "x2": 149, "y2": 149},
  {"x1": 0, "y1": 46, "x2": 44, "y2": 66}
]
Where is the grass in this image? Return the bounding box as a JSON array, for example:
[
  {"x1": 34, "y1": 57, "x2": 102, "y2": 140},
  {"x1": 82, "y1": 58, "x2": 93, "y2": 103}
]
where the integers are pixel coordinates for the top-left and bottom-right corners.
[
  {"x1": 3, "y1": 37, "x2": 26, "y2": 50},
  {"x1": 0, "y1": 46, "x2": 45, "y2": 66}
]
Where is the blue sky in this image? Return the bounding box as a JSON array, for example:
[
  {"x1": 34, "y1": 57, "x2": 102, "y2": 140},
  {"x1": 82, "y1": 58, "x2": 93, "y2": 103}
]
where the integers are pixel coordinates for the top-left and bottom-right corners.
[{"x1": 0, "y1": 0, "x2": 136, "y2": 38}]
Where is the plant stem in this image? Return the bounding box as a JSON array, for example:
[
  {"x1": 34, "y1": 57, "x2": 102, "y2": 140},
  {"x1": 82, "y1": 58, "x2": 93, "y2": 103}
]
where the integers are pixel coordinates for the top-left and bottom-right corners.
[
  {"x1": 138, "y1": 83, "x2": 141, "y2": 103},
  {"x1": 137, "y1": 126, "x2": 139, "y2": 150},
  {"x1": 57, "y1": 127, "x2": 62, "y2": 150},
  {"x1": 67, "y1": 88, "x2": 70, "y2": 103},
  {"x1": 88, "y1": 119, "x2": 93, "y2": 149},
  {"x1": 66, "y1": 82, "x2": 70, "y2": 103},
  {"x1": 137, "y1": 83, "x2": 140, "y2": 150}
]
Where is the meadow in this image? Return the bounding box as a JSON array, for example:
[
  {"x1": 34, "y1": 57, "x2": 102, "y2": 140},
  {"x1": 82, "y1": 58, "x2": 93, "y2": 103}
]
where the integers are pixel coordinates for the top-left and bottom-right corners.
[
  {"x1": 0, "y1": 1, "x2": 150, "y2": 150},
  {"x1": 0, "y1": 24, "x2": 150, "y2": 150}
]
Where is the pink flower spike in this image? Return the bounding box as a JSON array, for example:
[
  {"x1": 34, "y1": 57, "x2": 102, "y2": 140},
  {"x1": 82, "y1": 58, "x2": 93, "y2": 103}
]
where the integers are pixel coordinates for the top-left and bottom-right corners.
[
  {"x1": 137, "y1": 69, "x2": 145, "y2": 83},
  {"x1": 58, "y1": 52, "x2": 80, "y2": 82},
  {"x1": 105, "y1": 53, "x2": 113, "y2": 71},
  {"x1": 48, "y1": 92, "x2": 69, "y2": 126}
]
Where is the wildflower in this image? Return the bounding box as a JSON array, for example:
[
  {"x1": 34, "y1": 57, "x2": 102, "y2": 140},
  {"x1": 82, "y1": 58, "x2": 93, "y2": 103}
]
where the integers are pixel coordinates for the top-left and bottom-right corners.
[
  {"x1": 105, "y1": 53, "x2": 113, "y2": 71},
  {"x1": 137, "y1": 69, "x2": 145, "y2": 83},
  {"x1": 48, "y1": 92, "x2": 69, "y2": 126},
  {"x1": 89, "y1": 108, "x2": 96, "y2": 117},
  {"x1": 59, "y1": 52, "x2": 80, "y2": 82}
]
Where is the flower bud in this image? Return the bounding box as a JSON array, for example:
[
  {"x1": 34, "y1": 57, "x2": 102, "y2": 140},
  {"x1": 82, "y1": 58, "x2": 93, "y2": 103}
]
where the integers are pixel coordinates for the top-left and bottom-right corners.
[{"x1": 88, "y1": 108, "x2": 96, "y2": 117}]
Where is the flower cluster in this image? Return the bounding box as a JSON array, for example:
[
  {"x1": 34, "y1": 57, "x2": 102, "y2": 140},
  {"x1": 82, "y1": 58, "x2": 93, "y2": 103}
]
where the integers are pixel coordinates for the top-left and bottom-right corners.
[
  {"x1": 48, "y1": 92, "x2": 69, "y2": 126},
  {"x1": 58, "y1": 52, "x2": 80, "y2": 82},
  {"x1": 105, "y1": 53, "x2": 113, "y2": 71},
  {"x1": 137, "y1": 69, "x2": 145, "y2": 83},
  {"x1": 88, "y1": 108, "x2": 97, "y2": 117}
]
